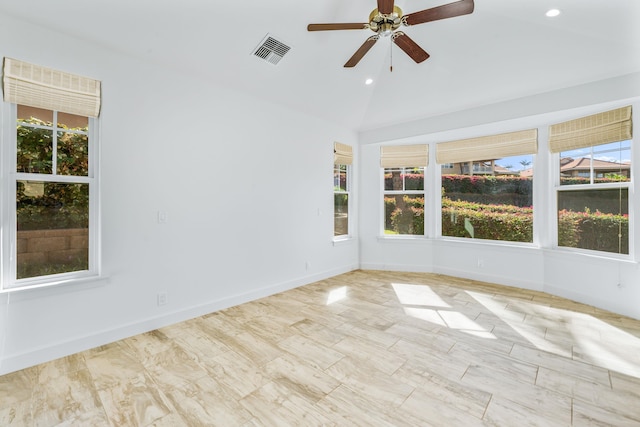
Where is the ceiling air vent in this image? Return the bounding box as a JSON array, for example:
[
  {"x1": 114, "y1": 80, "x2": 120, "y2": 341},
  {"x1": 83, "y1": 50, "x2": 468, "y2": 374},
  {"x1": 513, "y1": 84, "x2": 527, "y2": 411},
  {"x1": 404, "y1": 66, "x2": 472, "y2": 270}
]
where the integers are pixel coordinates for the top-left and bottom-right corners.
[{"x1": 252, "y1": 35, "x2": 291, "y2": 66}]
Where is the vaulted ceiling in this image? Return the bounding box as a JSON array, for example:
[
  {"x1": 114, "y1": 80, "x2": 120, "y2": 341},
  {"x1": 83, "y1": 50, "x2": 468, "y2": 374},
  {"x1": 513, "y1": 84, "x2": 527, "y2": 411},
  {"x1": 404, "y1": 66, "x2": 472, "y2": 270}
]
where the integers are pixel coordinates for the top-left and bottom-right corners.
[{"x1": 1, "y1": 0, "x2": 639, "y2": 132}]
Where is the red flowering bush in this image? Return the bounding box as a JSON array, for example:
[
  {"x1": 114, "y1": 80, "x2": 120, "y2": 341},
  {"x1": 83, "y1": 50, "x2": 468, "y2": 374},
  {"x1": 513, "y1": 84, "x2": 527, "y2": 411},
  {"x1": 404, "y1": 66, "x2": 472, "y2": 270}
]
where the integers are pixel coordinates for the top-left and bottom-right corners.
[
  {"x1": 442, "y1": 198, "x2": 533, "y2": 242},
  {"x1": 558, "y1": 209, "x2": 628, "y2": 254}
]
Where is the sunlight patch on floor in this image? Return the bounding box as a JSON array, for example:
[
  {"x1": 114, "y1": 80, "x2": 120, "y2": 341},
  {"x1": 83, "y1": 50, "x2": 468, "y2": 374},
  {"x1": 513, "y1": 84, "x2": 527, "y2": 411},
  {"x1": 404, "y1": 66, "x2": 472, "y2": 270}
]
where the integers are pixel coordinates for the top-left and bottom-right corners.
[
  {"x1": 393, "y1": 283, "x2": 496, "y2": 339},
  {"x1": 467, "y1": 290, "x2": 640, "y2": 378},
  {"x1": 326, "y1": 286, "x2": 347, "y2": 305},
  {"x1": 391, "y1": 283, "x2": 450, "y2": 307}
]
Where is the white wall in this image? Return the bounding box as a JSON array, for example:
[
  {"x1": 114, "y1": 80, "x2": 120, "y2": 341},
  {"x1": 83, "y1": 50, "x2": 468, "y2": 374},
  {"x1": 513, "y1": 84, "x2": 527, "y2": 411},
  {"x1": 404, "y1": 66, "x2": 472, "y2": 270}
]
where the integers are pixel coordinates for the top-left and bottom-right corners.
[
  {"x1": 359, "y1": 75, "x2": 640, "y2": 320},
  {"x1": 0, "y1": 15, "x2": 359, "y2": 374}
]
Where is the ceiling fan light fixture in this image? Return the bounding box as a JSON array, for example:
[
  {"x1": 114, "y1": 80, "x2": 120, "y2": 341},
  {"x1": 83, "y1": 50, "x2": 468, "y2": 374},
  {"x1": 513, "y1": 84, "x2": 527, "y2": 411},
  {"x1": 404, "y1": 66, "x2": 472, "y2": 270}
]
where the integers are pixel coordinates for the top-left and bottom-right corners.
[
  {"x1": 380, "y1": 22, "x2": 394, "y2": 36},
  {"x1": 545, "y1": 8, "x2": 561, "y2": 17}
]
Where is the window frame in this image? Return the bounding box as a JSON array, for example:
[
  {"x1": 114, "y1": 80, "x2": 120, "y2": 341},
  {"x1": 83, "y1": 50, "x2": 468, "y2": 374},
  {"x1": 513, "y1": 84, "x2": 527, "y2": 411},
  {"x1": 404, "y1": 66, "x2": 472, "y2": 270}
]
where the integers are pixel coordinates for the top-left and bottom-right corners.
[
  {"x1": 1, "y1": 103, "x2": 101, "y2": 290},
  {"x1": 333, "y1": 163, "x2": 351, "y2": 239},
  {"x1": 381, "y1": 166, "x2": 426, "y2": 236},
  {"x1": 553, "y1": 141, "x2": 632, "y2": 258},
  {"x1": 438, "y1": 154, "x2": 536, "y2": 245}
]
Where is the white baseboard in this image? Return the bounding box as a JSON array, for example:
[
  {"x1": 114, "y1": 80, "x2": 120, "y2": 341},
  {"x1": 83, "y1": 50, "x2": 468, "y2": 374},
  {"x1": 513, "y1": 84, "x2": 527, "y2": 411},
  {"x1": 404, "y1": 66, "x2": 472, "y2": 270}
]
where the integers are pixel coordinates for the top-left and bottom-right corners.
[
  {"x1": 359, "y1": 262, "x2": 434, "y2": 273},
  {"x1": 0, "y1": 264, "x2": 357, "y2": 375},
  {"x1": 433, "y1": 266, "x2": 543, "y2": 292},
  {"x1": 360, "y1": 262, "x2": 543, "y2": 292}
]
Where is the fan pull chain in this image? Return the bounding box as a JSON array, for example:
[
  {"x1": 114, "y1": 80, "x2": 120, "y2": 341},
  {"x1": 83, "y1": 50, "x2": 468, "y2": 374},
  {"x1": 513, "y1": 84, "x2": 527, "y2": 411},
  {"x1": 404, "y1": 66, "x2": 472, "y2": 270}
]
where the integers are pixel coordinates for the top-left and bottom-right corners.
[{"x1": 390, "y1": 37, "x2": 393, "y2": 72}]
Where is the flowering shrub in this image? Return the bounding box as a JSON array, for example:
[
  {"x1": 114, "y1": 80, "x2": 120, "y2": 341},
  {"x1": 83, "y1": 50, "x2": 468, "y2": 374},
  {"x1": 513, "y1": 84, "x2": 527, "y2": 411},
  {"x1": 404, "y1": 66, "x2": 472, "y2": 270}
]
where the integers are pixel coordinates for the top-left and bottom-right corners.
[
  {"x1": 558, "y1": 209, "x2": 628, "y2": 254},
  {"x1": 442, "y1": 198, "x2": 533, "y2": 242},
  {"x1": 384, "y1": 173, "x2": 424, "y2": 191},
  {"x1": 441, "y1": 174, "x2": 532, "y2": 207},
  {"x1": 442, "y1": 175, "x2": 532, "y2": 198},
  {"x1": 560, "y1": 177, "x2": 630, "y2": 186},
  {"x1": 390, "y1": 196, "x2": 424, "y2": 235},
  {"x1": 384, "y1": 197, "x2": 397, "y2": 230},
  {"x1": 384, "y1": 174, "x2": 627, "y2": 252}
]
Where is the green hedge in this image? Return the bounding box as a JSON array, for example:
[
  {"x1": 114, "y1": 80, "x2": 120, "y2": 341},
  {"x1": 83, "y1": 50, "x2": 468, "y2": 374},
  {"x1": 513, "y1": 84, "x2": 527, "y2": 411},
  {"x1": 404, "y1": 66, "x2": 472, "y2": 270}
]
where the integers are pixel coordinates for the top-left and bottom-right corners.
[
  {"x1": 442, "y1": 175, "x2": 532, "y2": 207},
  {"x1": 390, "y1": 196, "x2": 424, "y2": 235},
  {"x1": 17, "y1": 182, "x2": 88, "y2": 231},
  {"x1": 16, "y1": 120, "x2": 90, "y2": 231},
  {"x1": 442, "y1": 198, "x2": 533, "y2": 242},
  {"x1": 442, "y1": 175, "x2": 532, "y2": 196},
  {"x1": 558, "y1": 209, "x2": 629, "y2": 254},
  {"x1": 560, "y1": 177, "x2": 629, "y2": 186},
  {"x1": 385, "y1": 195, "x2": 628, "y2": 254},
  {"x1": 384, "y1": 173, "x2": 424, "y2": 191}
]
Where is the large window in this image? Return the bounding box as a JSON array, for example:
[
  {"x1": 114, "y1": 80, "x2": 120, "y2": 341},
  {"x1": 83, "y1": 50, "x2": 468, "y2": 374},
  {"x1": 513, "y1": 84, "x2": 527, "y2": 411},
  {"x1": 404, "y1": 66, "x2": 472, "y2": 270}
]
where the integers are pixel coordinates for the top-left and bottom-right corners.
[
  {"x1": 14, "y1": 106, "x2": 93, "y2": 280},
  {"x1": 551, "y1": 106, "x2": 632, "y2": 255},
  {"x1": 334, "y1": 164, "x2": 350, "y2": 236},
  {"x1": 384, "y1": 168, "x2": 425, "y2": 235},
  {"x1": 1, "y1": 58, "x2": 101, "y2": 289},
  {"x1": 381, "y1": 144, "x2": 428, "y2": 235},
  {"x1": 334, "y1": 142, "x2": 352, "y2": 237},
  {"x1": 437, "y1": 129, "x2": 537, "y2": 243}
]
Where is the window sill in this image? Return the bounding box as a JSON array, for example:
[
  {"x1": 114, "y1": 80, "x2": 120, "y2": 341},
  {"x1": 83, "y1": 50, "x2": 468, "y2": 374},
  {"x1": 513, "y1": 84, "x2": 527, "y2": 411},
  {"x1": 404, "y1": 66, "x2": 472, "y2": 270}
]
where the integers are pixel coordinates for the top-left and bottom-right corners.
[
  {"x1": 377, "y1": 235, "x2": 430, "y2": 244},
  {"x1": 1, "y1": 274, "x2": 109, "y2": 295},
  {"x1": 333, "y1": 236, "x2": 356, "y2": 246},
  {"x1": 437, "y1": 236, "x2": 538, "y2": 249},
  {"x1": 543, "y1": 247, "x2": 636, "y2": 264}
]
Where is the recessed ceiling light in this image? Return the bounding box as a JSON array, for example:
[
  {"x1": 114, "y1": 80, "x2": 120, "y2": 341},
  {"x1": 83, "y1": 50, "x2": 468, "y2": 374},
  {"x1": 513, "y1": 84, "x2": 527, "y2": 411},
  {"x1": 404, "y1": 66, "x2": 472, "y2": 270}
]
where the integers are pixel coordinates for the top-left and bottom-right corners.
[
  {"x1": 545, "y1": 9, "x2": 561, "y2": 17},
  {"x1": 365, "y1": 78, "x2": 374, "y2": 85}
]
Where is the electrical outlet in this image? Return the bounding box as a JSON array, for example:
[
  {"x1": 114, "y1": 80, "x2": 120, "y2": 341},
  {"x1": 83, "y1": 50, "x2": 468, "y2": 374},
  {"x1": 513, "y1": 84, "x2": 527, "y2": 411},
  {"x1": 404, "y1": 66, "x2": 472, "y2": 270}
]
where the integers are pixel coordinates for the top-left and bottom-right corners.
[
  {"x1": 305, "y1": 261, "x2": 311, "y2": 270},
  {"x1": 157, "y1": 211, "x2": 168, "y2": 224},
  {"x1": 157, "y1": 292, "x2": 168, "y2": 306},
  {"x1": 477, "y1": 259, "x2": 484, "y2": 268}
]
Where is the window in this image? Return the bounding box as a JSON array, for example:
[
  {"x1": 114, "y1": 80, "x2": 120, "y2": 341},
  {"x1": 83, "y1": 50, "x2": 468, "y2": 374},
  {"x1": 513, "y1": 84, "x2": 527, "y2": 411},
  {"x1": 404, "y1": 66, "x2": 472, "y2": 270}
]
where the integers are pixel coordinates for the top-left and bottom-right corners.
[
  {"x1": 381, "y1": 145, "x2": 428, "y2": 235},
  {"x1": 2, "y1": 58, "x2": 101, "y2": 289},
  {"x1": 437, "y1": 129, "x2": 537, "y2": 243},
  {"x1": 334, "y1": 142, "x2": 352, "y2": 237},
  {"x1": 551, "y1": 106, "x2": 632, "y2": 255}
]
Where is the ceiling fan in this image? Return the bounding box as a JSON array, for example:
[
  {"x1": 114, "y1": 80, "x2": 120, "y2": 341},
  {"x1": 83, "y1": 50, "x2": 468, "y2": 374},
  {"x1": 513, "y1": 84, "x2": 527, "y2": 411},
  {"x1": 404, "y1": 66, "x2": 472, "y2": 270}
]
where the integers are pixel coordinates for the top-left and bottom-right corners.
[{"x1": 307, "y1": 0, "x2": 474, "y2": 68}]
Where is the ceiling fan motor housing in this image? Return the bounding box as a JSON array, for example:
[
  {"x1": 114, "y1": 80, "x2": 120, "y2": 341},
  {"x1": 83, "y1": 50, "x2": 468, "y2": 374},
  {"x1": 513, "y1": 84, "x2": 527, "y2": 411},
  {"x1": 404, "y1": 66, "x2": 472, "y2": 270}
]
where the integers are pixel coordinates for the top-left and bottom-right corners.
[{"x1": 368, "y1": 6, "x2": 403, "y2": 36}]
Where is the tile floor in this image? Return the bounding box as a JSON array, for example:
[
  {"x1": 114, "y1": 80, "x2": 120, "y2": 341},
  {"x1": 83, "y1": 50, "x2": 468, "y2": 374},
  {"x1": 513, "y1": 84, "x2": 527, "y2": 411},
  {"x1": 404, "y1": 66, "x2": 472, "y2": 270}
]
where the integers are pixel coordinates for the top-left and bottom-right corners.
[{"x1": 1, "y1": 270, "x2": 639, "y2": 426}]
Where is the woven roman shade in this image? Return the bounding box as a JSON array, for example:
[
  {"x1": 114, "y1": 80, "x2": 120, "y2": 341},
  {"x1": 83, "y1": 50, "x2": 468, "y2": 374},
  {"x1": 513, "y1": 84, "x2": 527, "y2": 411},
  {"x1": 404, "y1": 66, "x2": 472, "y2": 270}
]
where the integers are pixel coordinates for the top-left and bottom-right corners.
[
  {"x1": 549, "y1": 106, "x2": 632, "y2": 153},
  {"x1": 2, "y1": 57, "x2": 101, "y2": 117},
  {"x1": 380, "y1": 144, "x2": 428, "y2": 168},
  {"x1": 436, "y1": 129, "x2": 538, "y2": 164},
  {"x1": 334, "y1": 142, "x2": 353, "y2": 165}
]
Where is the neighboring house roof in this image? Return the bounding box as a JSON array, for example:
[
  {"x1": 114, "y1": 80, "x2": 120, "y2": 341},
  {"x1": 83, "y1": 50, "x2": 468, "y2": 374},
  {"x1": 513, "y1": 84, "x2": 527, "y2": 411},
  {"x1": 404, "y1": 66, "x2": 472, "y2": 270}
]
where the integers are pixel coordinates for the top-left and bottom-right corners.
[
  {"x1": 520, "y1": 168, "x2": 533, "y2": 177},
  {"x1": 519, "y1": 157, "x2": 629, "y2": 178},
  {"x1": 494, "y1": 165, "x2": 518, "y2": 175},
  {"x1": 560, "y1": 157, "x2": 630, "y2": 172}
]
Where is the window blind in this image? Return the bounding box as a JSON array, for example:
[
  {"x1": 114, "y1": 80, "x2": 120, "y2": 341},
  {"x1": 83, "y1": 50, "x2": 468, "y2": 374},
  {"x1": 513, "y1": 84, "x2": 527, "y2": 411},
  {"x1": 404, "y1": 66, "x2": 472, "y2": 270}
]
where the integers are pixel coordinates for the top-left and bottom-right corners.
[
  {"x1": 334, "y1": 142, "x2": 353, "y2": 165},
  {"x1": 549, "y1": 106, "x2": 632, "y2": 153},
  {"x1": 2, "y1": 57, "x2": 101, "y2": 117},
  {"x1": 380, "y1": 144, "x2": 428, "y2": 168},
  {"x1": 436, "y1": 129, "x2": 538, "y2": 164}
]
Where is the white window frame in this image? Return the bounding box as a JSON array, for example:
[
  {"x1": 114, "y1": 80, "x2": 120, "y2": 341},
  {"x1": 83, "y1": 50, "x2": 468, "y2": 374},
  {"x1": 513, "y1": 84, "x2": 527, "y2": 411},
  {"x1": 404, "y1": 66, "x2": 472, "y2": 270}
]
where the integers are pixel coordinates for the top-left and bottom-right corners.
[
  {"x1": 439, "y1": 154, "x2": 536, "y2": 246},
  {"x1": 1, "y1": 103, "x2": 100, "y2": 290},
  {"x1": 333, "y1": 163, "x2": 351, "y2": 240},
  {"x1": 554, "y1": 142, "x2": 632, "y2": 258},
  {"x1": 381, "y1": 166, "x2": 426, "y2": 236}
]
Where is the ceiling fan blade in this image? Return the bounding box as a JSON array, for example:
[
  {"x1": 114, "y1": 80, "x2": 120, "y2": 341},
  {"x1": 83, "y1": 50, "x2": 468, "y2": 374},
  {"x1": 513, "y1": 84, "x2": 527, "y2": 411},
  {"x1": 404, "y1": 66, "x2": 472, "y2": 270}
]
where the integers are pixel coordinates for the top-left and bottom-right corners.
[
  {"x1": 392, "y1": 32, "x2": 430, "y2": 63},
  {"x1": 403, "y1": 0, "x2": 474, "y2": 26},
  {"x1": 377, "y1": 0, "x2": 395, "y2": 15},
  {"x1": 307, "y1": 23, "x2": 369, "y2": 31},
  {"x1": 344, "y1": 36, "x2": 379, "y2": 68}
]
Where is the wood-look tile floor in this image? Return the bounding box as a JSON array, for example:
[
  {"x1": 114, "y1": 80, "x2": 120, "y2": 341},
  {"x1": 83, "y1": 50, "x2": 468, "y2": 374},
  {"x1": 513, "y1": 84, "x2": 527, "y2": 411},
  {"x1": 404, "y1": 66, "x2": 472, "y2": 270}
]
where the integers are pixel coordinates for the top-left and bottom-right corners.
[{"x1": 2, "y1": 270, "x2": 640, "y2": 426}]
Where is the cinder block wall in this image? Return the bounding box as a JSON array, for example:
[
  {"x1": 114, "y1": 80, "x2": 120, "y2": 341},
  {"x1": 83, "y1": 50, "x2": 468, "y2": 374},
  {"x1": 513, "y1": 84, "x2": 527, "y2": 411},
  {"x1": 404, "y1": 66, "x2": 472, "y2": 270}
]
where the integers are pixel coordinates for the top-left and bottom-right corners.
[{"x1": 17, "y1": 229, "x2": 89, "y2": 268}]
